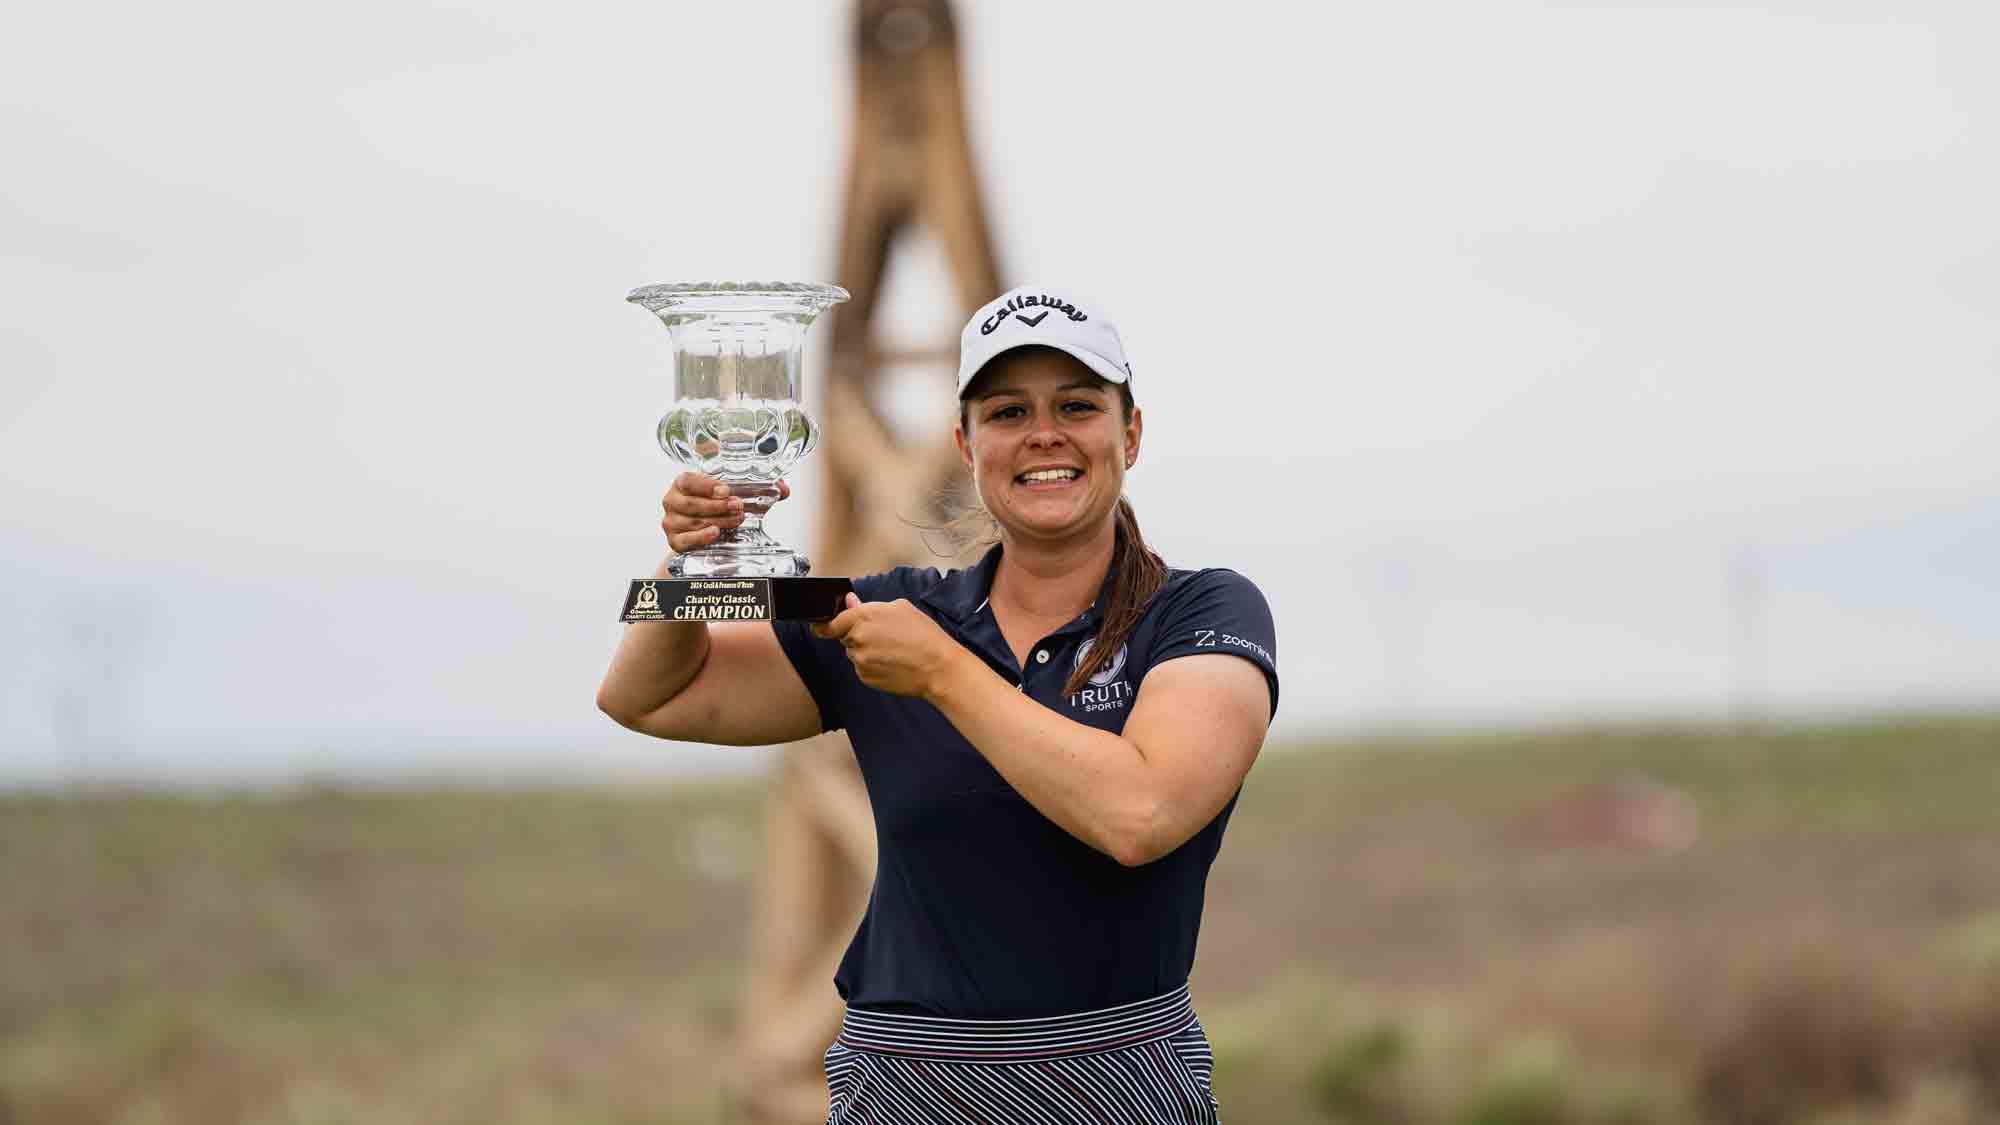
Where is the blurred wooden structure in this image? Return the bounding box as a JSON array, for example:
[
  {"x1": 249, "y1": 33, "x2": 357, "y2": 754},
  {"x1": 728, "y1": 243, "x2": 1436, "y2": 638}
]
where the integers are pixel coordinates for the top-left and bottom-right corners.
[{"x1": 722, "y1": 1, "x2": 1003, "y2": 1120}]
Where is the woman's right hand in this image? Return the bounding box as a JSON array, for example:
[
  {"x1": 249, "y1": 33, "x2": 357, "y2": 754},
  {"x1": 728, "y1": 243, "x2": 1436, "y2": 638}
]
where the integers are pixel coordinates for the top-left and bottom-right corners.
[{"x1": 661, "y1": 472, "x2": 790, "y2": 555}]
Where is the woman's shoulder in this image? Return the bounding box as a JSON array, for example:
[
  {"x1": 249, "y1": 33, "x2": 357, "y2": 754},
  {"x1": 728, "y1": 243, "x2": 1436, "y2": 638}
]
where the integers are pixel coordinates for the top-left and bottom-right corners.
[
  {"x1": 1144, "y1": 565, "x2": 1276, "y2": 640},
  {"x1": 1156, "y1": 565, "x2": 1269, "y2": 605}
]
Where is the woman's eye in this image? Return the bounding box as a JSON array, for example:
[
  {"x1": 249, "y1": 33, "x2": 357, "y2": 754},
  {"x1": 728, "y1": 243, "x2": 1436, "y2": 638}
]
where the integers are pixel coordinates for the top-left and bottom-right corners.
[
  {"x1": 1062, "y1": 400, "x2": 1100, "y2": 414},
  {"x1": 990, "y1": 404, "x2": 1024, "y2": 421}
]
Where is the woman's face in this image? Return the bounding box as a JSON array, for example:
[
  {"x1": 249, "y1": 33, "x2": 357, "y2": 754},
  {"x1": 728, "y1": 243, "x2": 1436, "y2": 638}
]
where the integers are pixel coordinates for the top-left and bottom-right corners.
[{"x1": 955, "y1": 348, "x2": 1142, "y2": 546}]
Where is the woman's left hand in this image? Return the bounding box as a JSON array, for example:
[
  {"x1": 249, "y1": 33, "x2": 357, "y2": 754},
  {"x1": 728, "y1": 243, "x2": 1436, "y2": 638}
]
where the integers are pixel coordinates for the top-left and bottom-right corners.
[{"x1": 813, "y1": 594, "x2": 965, "y2": 699}]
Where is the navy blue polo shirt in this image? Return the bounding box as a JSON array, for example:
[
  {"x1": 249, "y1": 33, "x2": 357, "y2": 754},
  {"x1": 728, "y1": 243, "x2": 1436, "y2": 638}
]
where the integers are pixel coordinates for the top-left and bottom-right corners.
[{"x1": 771, "y1": 544, "x2": 1279, "y2": 1018}]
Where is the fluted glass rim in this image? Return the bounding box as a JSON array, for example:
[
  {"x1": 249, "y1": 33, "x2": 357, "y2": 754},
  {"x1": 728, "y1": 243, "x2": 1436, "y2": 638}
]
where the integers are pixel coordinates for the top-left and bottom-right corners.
[{"x1": 627, "y1": 281, "x2": 851, "y2": 312}]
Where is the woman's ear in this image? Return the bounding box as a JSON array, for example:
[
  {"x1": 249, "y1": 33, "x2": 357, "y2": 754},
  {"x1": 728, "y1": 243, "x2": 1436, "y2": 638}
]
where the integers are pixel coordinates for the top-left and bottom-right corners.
[
  {"x1": 953, "y1": 423, "x2": 973, "y2": 470},
  {"x1": 1124, "y1": 406, "x2": 1143, "y2": 468}
]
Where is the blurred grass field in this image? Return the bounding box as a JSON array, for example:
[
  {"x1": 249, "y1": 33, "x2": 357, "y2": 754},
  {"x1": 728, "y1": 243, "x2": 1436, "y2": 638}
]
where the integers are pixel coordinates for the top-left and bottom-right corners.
[{"x1": 4, "y1": 715, "x2": 1998, "y2": 1124}]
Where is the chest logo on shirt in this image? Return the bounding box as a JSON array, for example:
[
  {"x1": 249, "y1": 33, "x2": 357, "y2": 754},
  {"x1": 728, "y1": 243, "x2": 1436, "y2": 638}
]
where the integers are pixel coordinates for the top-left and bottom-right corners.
[{"x1": 1068, "y1": 636, "x2": 1132, "y2": 712}]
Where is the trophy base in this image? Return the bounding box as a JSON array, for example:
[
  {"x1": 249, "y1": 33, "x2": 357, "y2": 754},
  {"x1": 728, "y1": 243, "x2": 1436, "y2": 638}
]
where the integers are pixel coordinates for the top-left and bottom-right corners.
[
  {"x1": 620, "y1": 576, "x2": 854, "y2": 624},
  {"x1": 667, "y1": 545, "x2": 811, "y2": 579}
]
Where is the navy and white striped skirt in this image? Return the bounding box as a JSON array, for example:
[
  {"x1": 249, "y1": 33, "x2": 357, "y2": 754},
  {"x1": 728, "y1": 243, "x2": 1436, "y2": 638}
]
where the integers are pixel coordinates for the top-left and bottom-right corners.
[{"x1": 822, "y1": 984, "x2": 1221, "y2": 1123}]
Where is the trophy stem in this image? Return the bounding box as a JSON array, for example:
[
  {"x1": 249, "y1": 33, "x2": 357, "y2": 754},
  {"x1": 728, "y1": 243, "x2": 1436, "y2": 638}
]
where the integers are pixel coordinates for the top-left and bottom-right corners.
[
  {"x1": 718, "y1": 479, "x2": 781, "y2": 550},
  {"x1": 718, "y1": 509, "x2": 772, "y2": 549}
]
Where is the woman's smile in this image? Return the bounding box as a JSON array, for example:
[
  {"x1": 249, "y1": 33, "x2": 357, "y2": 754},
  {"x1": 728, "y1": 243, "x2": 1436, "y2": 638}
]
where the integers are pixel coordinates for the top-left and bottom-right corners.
[{"x1": 1015, "y1": 464, "x2": 1086, "y2": 491}]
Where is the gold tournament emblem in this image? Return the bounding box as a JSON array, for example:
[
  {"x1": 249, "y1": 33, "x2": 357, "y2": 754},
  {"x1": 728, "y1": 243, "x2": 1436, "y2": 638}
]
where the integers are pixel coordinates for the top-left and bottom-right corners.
[{"x1": 634, "y1": 581, "x2": 661, "y2": 614}]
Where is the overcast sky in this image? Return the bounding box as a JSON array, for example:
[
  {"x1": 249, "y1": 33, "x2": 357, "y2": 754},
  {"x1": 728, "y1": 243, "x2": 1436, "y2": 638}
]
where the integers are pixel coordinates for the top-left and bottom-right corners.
[{"x1": 3, "y1": 1, "x2": 1996, "y2": 785}]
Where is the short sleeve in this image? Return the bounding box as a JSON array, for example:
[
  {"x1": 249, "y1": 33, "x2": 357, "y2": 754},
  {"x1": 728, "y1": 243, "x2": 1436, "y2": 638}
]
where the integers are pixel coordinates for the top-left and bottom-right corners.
[
  {"x1": 770, "y1": 567, "x2": 936, "y2": 734},
  {"x1": 770, "y1": 618, "x2": 847, "y2": 735},
  {"x1": 1142, "y1": 569, "x2": 1279, "y2": 715}
]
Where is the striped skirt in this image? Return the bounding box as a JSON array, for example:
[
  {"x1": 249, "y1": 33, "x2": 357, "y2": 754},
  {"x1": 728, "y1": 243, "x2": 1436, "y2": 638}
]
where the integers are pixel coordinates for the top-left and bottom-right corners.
[{"x1": 823, "y1": 984, "x2": 1220, "y2": 1124}]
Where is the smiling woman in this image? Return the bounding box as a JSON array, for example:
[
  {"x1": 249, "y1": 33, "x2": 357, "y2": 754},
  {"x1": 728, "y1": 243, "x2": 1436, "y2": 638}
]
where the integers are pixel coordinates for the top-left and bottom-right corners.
[{"x1": 597, "y1": 285, "x2": 1279, "y2": 1123}]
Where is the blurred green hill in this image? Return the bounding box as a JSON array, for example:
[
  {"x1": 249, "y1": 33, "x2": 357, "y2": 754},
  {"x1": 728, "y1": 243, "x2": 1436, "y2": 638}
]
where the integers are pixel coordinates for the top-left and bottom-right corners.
[{"x1": 4, "y1": 714, "x2": 1997, "y2": 1124}]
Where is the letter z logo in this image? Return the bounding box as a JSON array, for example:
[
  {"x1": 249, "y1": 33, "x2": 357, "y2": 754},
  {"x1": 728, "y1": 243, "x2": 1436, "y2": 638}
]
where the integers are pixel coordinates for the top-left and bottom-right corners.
[
  {"x1": 1017, "y1": 311, "x2": 1050, "y2": 327},
  {"x1": 1195, "y1": 629, "x2": 1216, "y2": 647}
]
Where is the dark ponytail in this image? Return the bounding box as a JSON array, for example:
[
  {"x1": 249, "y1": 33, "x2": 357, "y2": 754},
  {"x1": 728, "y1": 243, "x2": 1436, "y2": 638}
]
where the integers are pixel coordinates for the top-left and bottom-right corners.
[{"x1": 1062, "y1": 495, "x2": 1168, "y2": 695}]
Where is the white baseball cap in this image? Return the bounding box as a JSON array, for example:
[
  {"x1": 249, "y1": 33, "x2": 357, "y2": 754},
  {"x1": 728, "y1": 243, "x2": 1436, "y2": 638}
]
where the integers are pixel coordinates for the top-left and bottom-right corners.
[{"x1": 955, "y1": 285, "x2": 1135, "y2": 400}]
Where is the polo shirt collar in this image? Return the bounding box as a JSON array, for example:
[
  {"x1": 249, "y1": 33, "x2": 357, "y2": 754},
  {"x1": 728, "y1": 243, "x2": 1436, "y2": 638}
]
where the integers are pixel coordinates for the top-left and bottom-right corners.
[
  {"x1": 918, "y1": 542, "x2": 1117, "y2": 636},
  {"x1": 917, "y1": 543, "x2": 1001, "y2": 624}
]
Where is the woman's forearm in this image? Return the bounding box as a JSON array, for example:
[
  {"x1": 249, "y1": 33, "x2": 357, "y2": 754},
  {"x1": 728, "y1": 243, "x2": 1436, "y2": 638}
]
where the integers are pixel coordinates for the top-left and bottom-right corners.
[
  {"x1": 925, "y1": 651, "x2": 1164, "y2": 866},
  {"x1": 595, "y1": 557, "x2": 712, "y2": 725}
]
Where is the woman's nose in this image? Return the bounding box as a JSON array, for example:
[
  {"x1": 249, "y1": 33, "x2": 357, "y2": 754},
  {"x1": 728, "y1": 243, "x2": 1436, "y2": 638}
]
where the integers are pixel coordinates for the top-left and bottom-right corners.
[{"x1": 1025, "y1": 417, "x2": 1066, "y2": 447}]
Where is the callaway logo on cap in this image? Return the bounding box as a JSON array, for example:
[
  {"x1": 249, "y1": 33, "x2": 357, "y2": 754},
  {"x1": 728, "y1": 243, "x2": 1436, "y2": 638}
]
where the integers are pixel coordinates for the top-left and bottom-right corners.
[{"x1": 956, "y1": 285, "x2": 1136, "y2": 400}]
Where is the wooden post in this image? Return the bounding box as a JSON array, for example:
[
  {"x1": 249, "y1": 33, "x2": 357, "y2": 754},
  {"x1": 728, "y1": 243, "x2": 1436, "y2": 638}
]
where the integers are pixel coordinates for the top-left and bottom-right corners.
[{"x1": 723, "y1": 3, "x2": 1004, "y2": 1120}]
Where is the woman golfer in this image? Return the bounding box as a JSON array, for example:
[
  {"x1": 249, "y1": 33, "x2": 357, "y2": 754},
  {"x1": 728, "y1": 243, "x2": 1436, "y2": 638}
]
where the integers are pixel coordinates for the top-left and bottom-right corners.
[{"x1": 598, "y1": 285, "x2": 1278, "y2": 1123}]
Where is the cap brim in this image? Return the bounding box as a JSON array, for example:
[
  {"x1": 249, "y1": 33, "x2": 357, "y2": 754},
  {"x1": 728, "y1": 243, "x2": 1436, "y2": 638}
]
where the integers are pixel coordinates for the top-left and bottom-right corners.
[{"x1": 959, "y1": 343, "x2": 1130, "y2": 398}]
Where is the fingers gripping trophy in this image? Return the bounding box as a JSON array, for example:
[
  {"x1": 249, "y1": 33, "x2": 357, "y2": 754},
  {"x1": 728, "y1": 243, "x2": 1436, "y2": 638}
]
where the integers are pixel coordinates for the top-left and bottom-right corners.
[{"x1": 619, "y1": 283, "x2": 854, "y2": 624}]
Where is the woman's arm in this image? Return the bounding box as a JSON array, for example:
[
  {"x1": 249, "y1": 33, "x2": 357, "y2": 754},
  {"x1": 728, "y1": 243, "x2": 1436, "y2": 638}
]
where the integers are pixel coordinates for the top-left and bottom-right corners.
[
  {"x1": 930, "y1": 651, "x2": 1268, "y2": 865},
  {"x1": 818, "y1": 597, "x2": 1270, "y2": 865},
  {"x1": 595, "y1": 473, "x2": 823, "y2": 747},
  {"x1": 595, "y1": 562, "x2": 823, "y2": 747}
]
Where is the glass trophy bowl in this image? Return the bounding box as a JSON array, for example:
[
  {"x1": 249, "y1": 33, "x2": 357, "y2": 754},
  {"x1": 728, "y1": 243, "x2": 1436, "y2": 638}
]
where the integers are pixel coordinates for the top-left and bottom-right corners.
[{"x1": 627, "y1": 282, "x2": 850, "y2": 579}]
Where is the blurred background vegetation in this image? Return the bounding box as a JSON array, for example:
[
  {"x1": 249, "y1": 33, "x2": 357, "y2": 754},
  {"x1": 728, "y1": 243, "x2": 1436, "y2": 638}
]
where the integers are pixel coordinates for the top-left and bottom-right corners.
[{"x1": 5, "y1": 714, "x2": 1997, "y2": 1124}]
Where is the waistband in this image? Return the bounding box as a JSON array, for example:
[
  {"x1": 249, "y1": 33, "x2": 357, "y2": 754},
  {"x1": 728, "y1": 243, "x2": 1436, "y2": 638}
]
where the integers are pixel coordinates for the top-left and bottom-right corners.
[{"x1": 835, "y1": 984, "x2": 1198, "y2": 1063}]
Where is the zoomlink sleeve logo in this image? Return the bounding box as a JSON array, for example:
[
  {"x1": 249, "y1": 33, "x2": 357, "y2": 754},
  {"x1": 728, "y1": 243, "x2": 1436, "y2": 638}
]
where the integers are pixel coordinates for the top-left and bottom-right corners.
[
  {"x1": 980, "y1": 294, "x2": 1089, "y2": 335},
  {"x1": 1194, "y1": 628, "x2": 1273, "y2": 664},
  {"x1": 1067, "y1": 636, "x2": 1132, "y2": 713}
]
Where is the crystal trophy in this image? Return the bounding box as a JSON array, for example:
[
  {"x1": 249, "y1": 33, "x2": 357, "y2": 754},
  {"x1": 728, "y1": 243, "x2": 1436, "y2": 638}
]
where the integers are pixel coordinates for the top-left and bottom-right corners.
[{"x1": 619, "y1": 282, "x2": 853, "y2": 623}]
